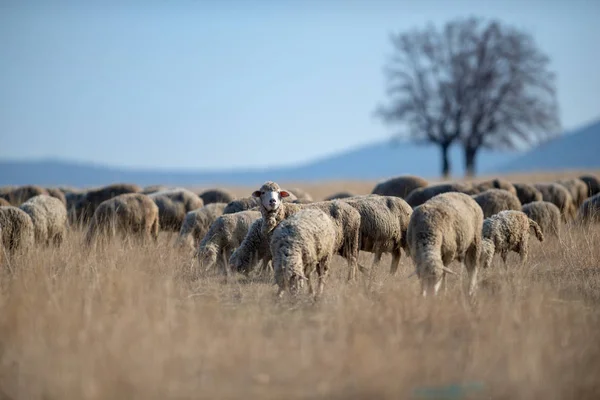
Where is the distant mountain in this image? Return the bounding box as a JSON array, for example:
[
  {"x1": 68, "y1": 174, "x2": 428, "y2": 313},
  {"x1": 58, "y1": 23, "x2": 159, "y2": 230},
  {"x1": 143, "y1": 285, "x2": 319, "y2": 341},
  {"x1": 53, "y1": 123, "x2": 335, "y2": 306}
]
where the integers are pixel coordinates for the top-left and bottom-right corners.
[
  {"x1": 493, "y1": 118, "x2": 600, "y2": 173},
  {"x1": 0, "y1": 141, "x2": 519, "y2": 187}
]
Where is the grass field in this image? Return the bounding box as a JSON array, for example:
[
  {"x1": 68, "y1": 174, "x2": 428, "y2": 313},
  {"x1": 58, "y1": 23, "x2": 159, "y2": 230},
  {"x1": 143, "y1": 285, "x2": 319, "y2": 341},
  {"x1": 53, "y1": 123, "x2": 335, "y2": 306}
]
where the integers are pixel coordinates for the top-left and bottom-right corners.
[{"x1": 1, "y1": 171, "x2": 599, "y2": 399}]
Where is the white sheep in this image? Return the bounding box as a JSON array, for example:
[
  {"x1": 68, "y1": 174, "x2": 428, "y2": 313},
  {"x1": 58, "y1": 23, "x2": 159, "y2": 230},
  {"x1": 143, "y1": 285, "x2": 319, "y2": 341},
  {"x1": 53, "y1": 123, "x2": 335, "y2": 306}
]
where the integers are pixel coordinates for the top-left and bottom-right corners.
[
  {"x1": 19, "y1": 195, "x2": 67, "y2": 246},
  {"x1": 176, "y1": 203, "x2": 227, "y2": 254},
  {"x1": 406, "y1": 192, "x2": 483, "y2": 297},
  {"x1": 480, "y1": 210, "x2": 544, "y2": 268},
  {"x1": 0, "y1": 206, "x2": 35, "y2": 257},
  {"x1": 521, "y1": 201, "x2": 561, "y2": 238},
  {"x1": 471, "y1": 189, "x2": 522, "y2": 218}
]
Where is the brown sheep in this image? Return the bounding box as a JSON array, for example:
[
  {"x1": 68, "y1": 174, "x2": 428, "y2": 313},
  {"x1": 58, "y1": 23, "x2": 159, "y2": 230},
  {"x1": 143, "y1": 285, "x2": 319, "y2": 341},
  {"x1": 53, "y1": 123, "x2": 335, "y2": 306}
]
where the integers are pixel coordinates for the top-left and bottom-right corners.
[
  {"x1": 472, "y1": 189, "x2": 522, "y2": 218},
  {"x1": 0, "y1": 206, "x2": 35, "y2": 256},
  {"x1": 198, "y1": 188, "x2": 235, "y2": 205},
  {"x1": 405, "y1": 182, "x2": 477, "y2": 208},
  {"x1": 579, "y1": 175, "x2": 600, "y2": 197},
  {"x1": 472, "y1": 178, "x2": 517, "y2": 196},
  {"x1": 533, "y1": 183, "x2": 576, "y2": 222},
  {"x1": 371, "y1": 175, "x2": 429, "y2": 199},
  {"x1": 73, "y1": 183, "x2": 142, "y2": 225},
  {"x1": 149, "y1": 188, "x2": 204, "y2": 232},
  {"x1": 513, "y1": 183, "x2": 544, "y2": 205},
  {"x1": 0, "y1": 185, "x2": 49, "y2": 206},
  {"x1": 556, "y1": 178, "x2": 589, "y2": 208},
  {"x1": 45, "y1": 188, "x2": 68, "y2": 207},
  {"x1": 522, "y1": 201, "x2": 562, "y2": 238},
  {"x1": 324, "y1": 191, "x2": 355, "y2": 201}
]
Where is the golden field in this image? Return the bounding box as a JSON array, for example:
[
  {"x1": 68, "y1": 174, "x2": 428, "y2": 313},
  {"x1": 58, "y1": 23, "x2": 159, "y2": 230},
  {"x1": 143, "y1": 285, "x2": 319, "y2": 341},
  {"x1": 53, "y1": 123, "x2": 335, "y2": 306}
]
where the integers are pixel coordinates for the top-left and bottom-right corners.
[{"x1": 1, "y1": 170, "x2": 599, "y2": 399}]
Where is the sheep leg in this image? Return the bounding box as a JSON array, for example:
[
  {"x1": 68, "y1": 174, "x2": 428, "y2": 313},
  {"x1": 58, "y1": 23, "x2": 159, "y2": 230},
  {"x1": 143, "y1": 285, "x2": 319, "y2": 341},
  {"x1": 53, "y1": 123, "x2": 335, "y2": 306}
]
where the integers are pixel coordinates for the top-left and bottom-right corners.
[
  {"x1": 316, "y1": 256, "x2": 331, "y2": 299},
  {"x1": 464, "y1": 245, "x2": 480, "y2": 298},
  {"x1": 389, "y1": 249, "x2": 401, "y2": 275},
  {"x1": 519, "y1": 237, "x2": 529, "y2": 265},
  {"x1": 433, "y1": 271, "x2": 445, "y2": 295},
  {"x1": 368, "y1": 252, "x2": 383, "y2": 282}
]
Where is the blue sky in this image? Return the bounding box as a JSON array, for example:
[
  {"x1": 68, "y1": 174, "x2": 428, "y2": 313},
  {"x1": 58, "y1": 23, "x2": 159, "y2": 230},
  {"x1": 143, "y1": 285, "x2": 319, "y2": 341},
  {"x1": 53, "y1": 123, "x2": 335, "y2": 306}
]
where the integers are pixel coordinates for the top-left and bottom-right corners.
[{"x1": 1, "y1": 0, "x2": 599, "y2": 170}]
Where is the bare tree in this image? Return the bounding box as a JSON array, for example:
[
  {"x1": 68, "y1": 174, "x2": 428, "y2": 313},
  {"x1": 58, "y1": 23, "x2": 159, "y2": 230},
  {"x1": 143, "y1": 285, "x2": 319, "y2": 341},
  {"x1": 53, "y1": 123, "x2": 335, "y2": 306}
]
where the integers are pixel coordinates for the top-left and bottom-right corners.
[{"x1": 375, "y1": 17, "x2": 560, "y2": 178}]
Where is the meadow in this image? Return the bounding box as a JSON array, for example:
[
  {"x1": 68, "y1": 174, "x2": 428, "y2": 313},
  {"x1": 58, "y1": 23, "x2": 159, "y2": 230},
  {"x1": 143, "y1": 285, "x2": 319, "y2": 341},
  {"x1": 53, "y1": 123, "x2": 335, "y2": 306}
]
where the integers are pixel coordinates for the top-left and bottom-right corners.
[{"x1": 1, "y1": 171, "x2": 599, "y2": 399}]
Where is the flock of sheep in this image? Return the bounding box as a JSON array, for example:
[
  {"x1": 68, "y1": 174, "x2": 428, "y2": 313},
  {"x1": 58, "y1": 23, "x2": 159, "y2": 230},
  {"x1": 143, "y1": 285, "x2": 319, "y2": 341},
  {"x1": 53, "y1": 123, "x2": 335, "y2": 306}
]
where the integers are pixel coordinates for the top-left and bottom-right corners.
[{"x1": 1, "y1": 174, "x2": 599, "y2": 298}]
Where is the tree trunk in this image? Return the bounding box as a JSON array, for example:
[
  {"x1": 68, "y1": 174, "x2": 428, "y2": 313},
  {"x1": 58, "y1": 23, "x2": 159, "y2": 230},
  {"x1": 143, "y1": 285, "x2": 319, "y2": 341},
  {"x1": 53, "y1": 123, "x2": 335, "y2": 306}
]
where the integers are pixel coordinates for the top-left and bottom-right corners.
[
  {"x1": 465, "y1": 146, "x2": 478, "y2": 178},
  {"x1": 441, "y1": 143, "x2": 451, "y2": 179}
]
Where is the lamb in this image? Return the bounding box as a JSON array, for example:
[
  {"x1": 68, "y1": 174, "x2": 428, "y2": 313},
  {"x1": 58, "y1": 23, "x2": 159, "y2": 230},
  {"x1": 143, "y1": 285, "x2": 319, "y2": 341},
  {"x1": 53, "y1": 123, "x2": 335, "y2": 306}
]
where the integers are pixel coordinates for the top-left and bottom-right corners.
[
  {"x1": 176, "y1": 203, "x2": 227, "y2": 253},
  {"x1": 578, "y1": 193, "x2": 600, "y2": 224},
  {"x1": 148, "y1": 188, "x2": 204, "y2": 231},
  {"x1": 513, "y1": 183, "x2": 544, "y2": 205},
  {"x1": 579, "y1": 175, "x2": 600, "y2": 197},
  {"x1": 198, "y1": 188, "x2": 235, "y2": 205},
  {"x1": 73, "y1": 183, "x2": 142, "y2": 225},
  {"x1": 341, "y1": 195, "x2": 412, "y2": 276},
  {"x1": 406, "y1": 192, "x2": 483, "y2": 297},
  {"x1": 0, "y1": 206, "x2": 35, "y2": 256},
  {"x1": 480, "y1": 210, "x2": 544, "y2": 269},
  {"x1": 471, "y1": 189, "x2": 522, "y2": 218},
  {"x1": 287, "y1": 187, "x2": 313, "y2": 202},
  {"x1": 556, "y1": 178, "x2": 589, "y2": 208},
  {"x1": 371, "y1": 175, "x2": 429, "y2": 199},
  {"x1": 522, "y1": 201, "x2": 562, "y2": 238},
  {"x1": 405, "y1": 182, "x2": 476, "y2": 208},
  {"x1": 222, "y1": 197, "x2": 260, "y2": 214},
  {"x1": 270, "y1": 208, "x2": 338, "y2": 298},
  {"x1": 197, "y1": 210, "x2": 262, "y2": 274},
  {"x1": 324, "y1": 191, "x2": 355, "y2": 200},
  {"x1": 472, "y1": 178, "x2": 517, "y2": 196},
  {"x1": 18, "y1": 195, "x2": 68, "y2": 246},
  {"x1": 533, "y1": 183, "x2": 576, "y2": 221},
  {"x1": 84, "y1": 193, "x2": 159, "y2": 247},
  {"x1": 0, "y1": 185, "x2": 49, "y2": 206}
]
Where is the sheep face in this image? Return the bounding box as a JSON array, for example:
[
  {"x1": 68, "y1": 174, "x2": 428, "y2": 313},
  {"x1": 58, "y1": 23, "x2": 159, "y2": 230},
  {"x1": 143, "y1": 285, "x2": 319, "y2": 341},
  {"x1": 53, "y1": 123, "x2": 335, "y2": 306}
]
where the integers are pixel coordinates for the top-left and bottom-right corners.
[{"x1": 252, "y1": 182, "x2": 290, "y2": 212}]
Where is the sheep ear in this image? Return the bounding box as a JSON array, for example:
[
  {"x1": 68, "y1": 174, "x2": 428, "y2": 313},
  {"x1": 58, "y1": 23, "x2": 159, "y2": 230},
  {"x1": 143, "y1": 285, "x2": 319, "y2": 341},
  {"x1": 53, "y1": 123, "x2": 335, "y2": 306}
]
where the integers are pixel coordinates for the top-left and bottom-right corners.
[
  {"x1": 252, "y1": 191, "x2": 261, "y2": 198},
  {"x1": 280, "y1": 191, "x2": 290, "y2": 198}
]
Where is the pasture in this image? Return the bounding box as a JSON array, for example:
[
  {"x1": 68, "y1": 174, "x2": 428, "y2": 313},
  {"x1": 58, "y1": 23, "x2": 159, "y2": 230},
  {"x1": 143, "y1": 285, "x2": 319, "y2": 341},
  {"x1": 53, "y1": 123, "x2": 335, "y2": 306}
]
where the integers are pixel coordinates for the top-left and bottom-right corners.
[{"x1": 1, "y1": 171, "x2": 599, "y2": 399}]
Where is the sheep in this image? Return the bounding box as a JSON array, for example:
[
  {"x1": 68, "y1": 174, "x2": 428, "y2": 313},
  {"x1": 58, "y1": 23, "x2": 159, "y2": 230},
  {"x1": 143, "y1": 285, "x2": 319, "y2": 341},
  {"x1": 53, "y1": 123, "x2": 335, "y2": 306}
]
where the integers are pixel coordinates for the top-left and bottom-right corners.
[
  {"x1": 341, "y1": 195, "x2": 412, "y2": 276},
  {"x1": 45, "y1": 188, "x2": 68, "y2": 207},
  {"x1": 287, "y1": 187, "x2": 313, "y2": 202},
  {"x1": 18, "y1": 195, "x2": 67, "y2": 246},
  {"x1": 0, "y1": 198, "x2": 10, "y2": 207},
  {"x1": 148, "y1": 188, "x2": 204, "y2": 232},
  {"x1": 522, "y1": 201, "x2": 562, "y2": 238},
  {"x1": 292, "y1": 198, "x2": 313, "y2": 204},
  {"x1": 84, "y1": 193, "x2": 159, "y2": 247},
  {"x1": 197, "y1": 210, "x2": 262, "y2": 274},
  {"x1": 142, "y1": 185, "x2": 170, "y2": 195},
  {"x1": 73, "y1": 183, "x2": 142, "y2": 225},
  {"x1": 513, "y1": 183, "x2": 544, "y2": 205},
  {"x1": 324, "y1": 191, "x2": 355, "y2": 201},
  {"x1": 480, "y1": 210, "x2": 544, "y2": 269},
  {"x1": 0, "y1": 206, "x2": 35, "y2": 256},
  {"x1": 406, "y1": 192, "x2": 483, "y2": 297},
  {"x1": 556, "y1": 178, "x2": 589, "y2": 208},
  {"x1": 0, "y1": 185, "x2": 49, "y2": 206},
  {"x1": 222, "y1": 197, "x2": 260, "y2": 214},
  {"x1": 579, "y1": 175, "x2": 600, "y2": 197},
  {"x1": 472, "y1": 178, "x2": 517, "y2": 196},
  {"x1": 230, "y1": 182, "x2": 361, "y2": 280},
  {"x1": 405, "y1": 182, "x2": 477, "y2": 208},
  {"x1": 176, "y1": 203, "x2": 227, "y2": 253},
  {"x1": 578, "y1": 193, "x2": 600, "y2": 224},
  {"x1": 270, "y1": 208, "x2": 338, "y2": 298},
  {"x1": 198, "y1": 188, "x2": 235, "y2": 205},
  {"x1": 371, "y1": 175, "x2": 429, "y2": 199},
  {"x1": 533, "y1": 183, "x2": 576, "y2": 222},
  {"x1": 471, "y1": 189, "x2": 522, "y2": 218}
]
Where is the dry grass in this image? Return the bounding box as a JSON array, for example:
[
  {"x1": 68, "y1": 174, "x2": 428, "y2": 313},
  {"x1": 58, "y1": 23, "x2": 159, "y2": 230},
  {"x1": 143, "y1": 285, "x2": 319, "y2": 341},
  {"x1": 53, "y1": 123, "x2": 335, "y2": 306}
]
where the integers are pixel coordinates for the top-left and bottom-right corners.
[{"x1": 1, "y1": 173, "x2": 600, "y2": 399}]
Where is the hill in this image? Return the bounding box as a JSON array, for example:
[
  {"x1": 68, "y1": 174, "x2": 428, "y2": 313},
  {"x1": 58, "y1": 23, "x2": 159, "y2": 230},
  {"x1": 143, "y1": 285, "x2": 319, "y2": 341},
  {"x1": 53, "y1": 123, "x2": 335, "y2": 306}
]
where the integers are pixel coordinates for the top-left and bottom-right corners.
[{"x1": 0, "y1": 142, "x2": 518, "y2": 187}]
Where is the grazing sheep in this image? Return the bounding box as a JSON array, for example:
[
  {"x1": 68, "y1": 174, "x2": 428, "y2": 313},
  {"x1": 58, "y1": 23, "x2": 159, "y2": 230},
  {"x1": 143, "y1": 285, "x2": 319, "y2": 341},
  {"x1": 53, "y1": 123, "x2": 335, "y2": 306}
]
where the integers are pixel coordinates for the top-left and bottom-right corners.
[
  {"x1": 324, "y1": 191, "x2": 355, "y2": 201},
  {"x1": 287, "y1": 187, "x2": 313, "y2": 202},
  {"x1": 480, "y1": 238, "x2": 496, "y2": 269},
  {"x1": 84, "y1": 193, "x2": 159, "y2": 247},
  {"x1": 472, "y1": 178, "x2": 517, "y2": 196},
  {"x1": 371, "y1": 175, "x2": 429, "y2": 199},
  {"x1": 271, "y1": 208, "x2": 337, "y2": 298},
  {"x1": 0, "y1": 198, "x2": 10, "y2": 207},
  {"x1": 533, "y1": 183, "x2": 576, "y2": 221},
  {"x1": 406, "y1": 192, "x2": 483, "y2": 297},
  {"x1": 522, "y1": 201, "x2": 562, "y2": 238},
  {"x1": 579, "y1": 175, "x2": 600, "y2": 197},
  {"x1": 176, "y1": 203, "x2": 227, "y2": 253},
  {"x1": 73, "y1": 183, "x2": 142, "y2": 225},
  {"x1": 480, "y1": 210, "x2": 544, "y2": 268},
  {"x1": 578, "y1": 193, "x2": 600, "y2": 224},
  {"x1": 0, "y1": 185, "x2": 49, "y2": 206},
  {"x1": 45, "y1": 188, "x2": 68, "y2": 207},
  {"x1": 222, "y1": 197, "x2": 260, "y2": 214},
  {"x1": 405, "y1": 182, "x2": 476, "y2": 208},
  {"x1": 198, "y1": 188, "x2": 235, "y2": 205},
  {"x1": 148, "y1": 188, "x2": 204, "y2": 231},
  {"x1": 197, "y1": 210, "x2": 262, "y2": 273},
  {"x1": 556, "y1": 178, "x2": 589, "y2": 208},
  {"x1": 0, "y1": 206, "x2": 35, "y2": 256},
  {"x1": 142, "y1": 185, "x2": 169, "y2": 195},
  {"x1": 472, "y1": 189, "x2": 522, "y2": 218},
  {"x1": 513, "y1": 183, "x2": 544, "y2": 205},
  {"x1": 19, "y1": 195, "x2": 67, "y2": 246},
  {"x1": 341, "y1": 195, "x2": 412, "y2": 276}
]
